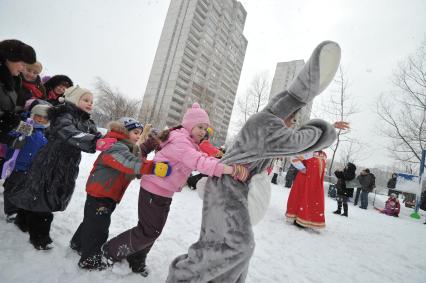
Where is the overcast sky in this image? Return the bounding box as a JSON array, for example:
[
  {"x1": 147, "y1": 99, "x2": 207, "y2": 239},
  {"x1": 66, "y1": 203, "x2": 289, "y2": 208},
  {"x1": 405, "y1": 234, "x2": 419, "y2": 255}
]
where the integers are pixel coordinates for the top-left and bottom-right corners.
[{"x1": 1, "y1": 0, "x2": 425, "y2": 168}]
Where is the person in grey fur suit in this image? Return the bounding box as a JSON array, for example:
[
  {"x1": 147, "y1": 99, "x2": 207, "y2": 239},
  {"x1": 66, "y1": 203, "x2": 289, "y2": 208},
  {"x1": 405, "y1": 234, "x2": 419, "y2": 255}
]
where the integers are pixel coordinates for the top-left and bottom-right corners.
[{"x1": 166, "y1": 41, "x2": 346, "y2": 282}]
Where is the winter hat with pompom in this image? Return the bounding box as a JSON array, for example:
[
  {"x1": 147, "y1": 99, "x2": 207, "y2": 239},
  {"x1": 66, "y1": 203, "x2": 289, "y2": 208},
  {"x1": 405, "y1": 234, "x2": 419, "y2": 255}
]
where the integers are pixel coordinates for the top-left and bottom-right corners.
[
  {"x1": 118, "y1": 117, "x2": 143, "y2": 132},
  {"x1": 182, "y1": 103, "x2": 210, "y2": 132},
  {"x1": 60, "y1": 85, "x2": 92, "y2": 105}
]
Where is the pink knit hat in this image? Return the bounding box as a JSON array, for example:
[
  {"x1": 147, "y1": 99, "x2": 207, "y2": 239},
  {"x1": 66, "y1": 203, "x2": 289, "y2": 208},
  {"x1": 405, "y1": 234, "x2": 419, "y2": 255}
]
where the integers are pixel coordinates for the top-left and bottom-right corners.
[{"x1": 182, "y1": 103, "x2": 210, "y2": 132}]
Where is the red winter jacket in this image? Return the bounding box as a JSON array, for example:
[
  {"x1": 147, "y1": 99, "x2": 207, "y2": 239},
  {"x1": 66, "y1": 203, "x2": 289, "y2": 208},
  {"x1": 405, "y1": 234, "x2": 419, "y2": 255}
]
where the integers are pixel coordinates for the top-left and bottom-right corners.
[
  {"x1": 85, "y1": 130, "x2": 153, "y2": 202},
  {"x1": 199, "y1": 139, "x2": 221, "y2": 157}
]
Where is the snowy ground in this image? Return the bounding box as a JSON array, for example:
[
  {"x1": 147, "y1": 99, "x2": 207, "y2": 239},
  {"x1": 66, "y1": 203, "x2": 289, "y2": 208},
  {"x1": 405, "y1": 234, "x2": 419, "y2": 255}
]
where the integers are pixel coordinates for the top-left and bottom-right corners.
[{"x1": 1, "y1": 152, "x2": 426, "y2": 283}]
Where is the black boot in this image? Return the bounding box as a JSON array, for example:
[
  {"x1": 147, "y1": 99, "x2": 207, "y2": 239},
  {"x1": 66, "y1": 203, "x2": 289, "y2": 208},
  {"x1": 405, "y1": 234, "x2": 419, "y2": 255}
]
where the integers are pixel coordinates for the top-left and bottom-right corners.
[
  {"x1": 333, "y1": 202, "x2": 342, "y2": 214},
  {"x1": 78, "y1": 254, "x2": 107, "y2": 271},
  {"x1": 127, "y1": 245, "x2": 153, "y2": 277},
  {"x1": 341, "y1": 203, "x2": 348, "y2": 217},
  {"x1": 30, "y1": 236, "x2": 53, "y2": 250},
  {"x1": 14, "y1": 210, "x2": 28, "y2": 232}
]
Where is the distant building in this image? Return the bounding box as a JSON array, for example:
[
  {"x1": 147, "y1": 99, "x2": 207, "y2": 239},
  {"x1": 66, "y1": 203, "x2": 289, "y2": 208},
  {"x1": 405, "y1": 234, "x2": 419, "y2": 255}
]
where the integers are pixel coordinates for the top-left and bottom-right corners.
[
  {"x1": 269, "y1": 60, "x2": 312, "y2": 125},
  {"x1": 139, "y1": 0, "x2": 248, "y2": 145}
]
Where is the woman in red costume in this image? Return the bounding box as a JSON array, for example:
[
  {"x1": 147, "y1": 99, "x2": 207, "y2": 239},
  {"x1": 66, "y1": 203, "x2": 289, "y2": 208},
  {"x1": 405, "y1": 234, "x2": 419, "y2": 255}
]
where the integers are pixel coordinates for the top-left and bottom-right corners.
[{"x1": 286, "y1": 151, "x2": 327, "y2": 229}]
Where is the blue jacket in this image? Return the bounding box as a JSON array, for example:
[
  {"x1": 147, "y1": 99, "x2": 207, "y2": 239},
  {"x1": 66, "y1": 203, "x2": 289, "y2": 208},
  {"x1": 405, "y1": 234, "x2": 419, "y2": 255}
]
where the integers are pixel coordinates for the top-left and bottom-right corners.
[{"x1": 8, "y1": 127, "x2": 47, "y2": 172}]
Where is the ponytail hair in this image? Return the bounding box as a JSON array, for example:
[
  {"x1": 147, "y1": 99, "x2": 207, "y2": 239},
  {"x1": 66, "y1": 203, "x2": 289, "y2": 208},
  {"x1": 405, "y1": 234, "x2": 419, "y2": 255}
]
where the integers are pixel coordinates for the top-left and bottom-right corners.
[{"x1": 157, "y1": 125, "x2": 183, "y2": 142}]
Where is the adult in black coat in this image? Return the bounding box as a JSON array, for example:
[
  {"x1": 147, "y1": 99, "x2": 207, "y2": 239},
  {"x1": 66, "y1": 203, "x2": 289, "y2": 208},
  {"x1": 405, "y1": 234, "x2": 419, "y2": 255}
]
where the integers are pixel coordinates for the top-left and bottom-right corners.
[
  {"x1": 333, "y1": 162, "x2": 356, "y2": 217},
  {"x1": 9, "y1": 87, "x2": 100, "y2": 249},
  {"x1": 387, "y1": 173, "x2": 400, "y2": 196},
  {"x1": 0, "y1": 39, "x2": 36, "y2": 145}
]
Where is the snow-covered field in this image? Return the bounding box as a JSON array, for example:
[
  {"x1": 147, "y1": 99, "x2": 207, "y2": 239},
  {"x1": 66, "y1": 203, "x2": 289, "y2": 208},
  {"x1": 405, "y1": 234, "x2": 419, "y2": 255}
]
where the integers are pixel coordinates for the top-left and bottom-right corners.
[{"x1": 1, "y1": 152, "x2": 425, "y2": 283}]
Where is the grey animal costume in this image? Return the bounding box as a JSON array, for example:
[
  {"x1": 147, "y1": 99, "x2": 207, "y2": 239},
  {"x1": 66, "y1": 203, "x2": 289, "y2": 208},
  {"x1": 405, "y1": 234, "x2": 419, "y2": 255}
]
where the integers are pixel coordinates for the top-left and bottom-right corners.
[{"x1": 167, "y1": 41, "x2": 341, "y2": 282}]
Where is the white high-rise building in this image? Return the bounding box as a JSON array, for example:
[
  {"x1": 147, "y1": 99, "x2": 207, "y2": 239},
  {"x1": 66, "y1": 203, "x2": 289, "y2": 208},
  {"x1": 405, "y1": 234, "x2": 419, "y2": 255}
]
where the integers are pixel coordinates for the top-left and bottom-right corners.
[
  {"x1": 139, "y1": 0, "x2": 247, "y2": 145},
  {"x1": 269, "y1": 60, "x2": 312, "y2": 124}
]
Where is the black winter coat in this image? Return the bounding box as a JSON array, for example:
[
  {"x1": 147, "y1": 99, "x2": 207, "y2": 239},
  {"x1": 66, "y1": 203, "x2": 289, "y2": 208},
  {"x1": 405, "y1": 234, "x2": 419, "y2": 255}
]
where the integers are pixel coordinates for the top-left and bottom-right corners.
[
  {"x1": 9, "y1": 102, "x2": 100, "y2": 212},
  {"x1": 357, "y1": 173, "x2": 376, "y2": 192},
  {"x1": 0, "y1": 57, "x2": 22, "y2": 144},
  {"x1": 335, "y1": 163, "x2": 356, "y2": 197}
]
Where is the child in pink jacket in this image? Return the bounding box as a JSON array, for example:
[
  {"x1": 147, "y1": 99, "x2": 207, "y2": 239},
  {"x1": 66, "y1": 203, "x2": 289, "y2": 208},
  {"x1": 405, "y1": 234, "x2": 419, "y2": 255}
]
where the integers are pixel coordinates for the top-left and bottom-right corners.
[{"x1": 102, "y1": 103, "x2": 248, "y2": 276}]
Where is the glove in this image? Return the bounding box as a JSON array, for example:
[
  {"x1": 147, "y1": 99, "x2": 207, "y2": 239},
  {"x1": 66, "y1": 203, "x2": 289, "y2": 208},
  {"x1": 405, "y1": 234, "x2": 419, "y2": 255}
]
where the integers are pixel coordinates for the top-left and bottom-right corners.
[
  {"x1": 96, "y1": 138, "x2": 117, "y2": 151},
  {"x1": 140, "y1": 160, "x2": 172, "y2": 177},
  {"x1": 231, "y1": 164, "x2": 250, "y2": 182},
  {"x1": 153, "y1": 161, "x2": 172, "y2": 177}
]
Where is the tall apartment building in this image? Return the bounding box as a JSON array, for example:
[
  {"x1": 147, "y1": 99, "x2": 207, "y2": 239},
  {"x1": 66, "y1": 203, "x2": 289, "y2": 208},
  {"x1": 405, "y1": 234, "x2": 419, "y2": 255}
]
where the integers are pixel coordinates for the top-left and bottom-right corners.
[
  {"x1": 139, "y1": 0, "x2": 248, "y2": 145},
  {"x1": 269, "y1": 60, "x2": 312, "y2": 124}
]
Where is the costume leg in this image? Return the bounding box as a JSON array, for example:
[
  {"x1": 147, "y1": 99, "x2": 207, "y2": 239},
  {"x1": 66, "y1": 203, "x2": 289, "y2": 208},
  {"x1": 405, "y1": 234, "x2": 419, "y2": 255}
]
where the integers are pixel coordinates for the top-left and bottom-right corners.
[{"x1": 167, "y1": 177, "x2": 255, "y2": 283}]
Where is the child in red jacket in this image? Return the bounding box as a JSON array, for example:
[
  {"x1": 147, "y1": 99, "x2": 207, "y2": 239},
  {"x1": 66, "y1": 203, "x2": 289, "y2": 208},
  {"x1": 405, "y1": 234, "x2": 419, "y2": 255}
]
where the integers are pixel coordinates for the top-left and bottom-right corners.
[{"x1": 70, "y1": 117, "x2": 170, "y2": 270}]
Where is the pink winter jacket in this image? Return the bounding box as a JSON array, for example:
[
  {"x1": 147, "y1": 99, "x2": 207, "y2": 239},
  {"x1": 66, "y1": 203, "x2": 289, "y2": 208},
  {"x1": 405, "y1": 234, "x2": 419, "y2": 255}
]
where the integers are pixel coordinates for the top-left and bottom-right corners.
[{"x1": 141, "y1": 128, "x2": 225, "y2": 198}]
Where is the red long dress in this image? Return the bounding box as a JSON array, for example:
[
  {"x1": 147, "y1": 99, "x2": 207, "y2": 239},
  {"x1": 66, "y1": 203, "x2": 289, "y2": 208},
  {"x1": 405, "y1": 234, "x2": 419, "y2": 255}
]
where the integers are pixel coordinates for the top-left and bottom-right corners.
[{"x1": 285, "y1": 151, "x2": 327, "y2": 228}]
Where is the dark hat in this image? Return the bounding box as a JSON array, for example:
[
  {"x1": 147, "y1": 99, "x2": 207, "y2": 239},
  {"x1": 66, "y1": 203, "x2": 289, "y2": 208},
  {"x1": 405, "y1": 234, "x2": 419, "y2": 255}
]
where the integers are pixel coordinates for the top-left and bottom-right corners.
[
  {"x1": 44, "y1": 75, "x2": 73, "y2": 91},
  {"x1": 0, "y1": 39, "x2": 36, "y2": 64},
  {"x1": 118, "y1": 117, "x2": 143, "y2": 132},
  {"x1": 364, "y1": 168, "x2": 370, "y2": 173}
]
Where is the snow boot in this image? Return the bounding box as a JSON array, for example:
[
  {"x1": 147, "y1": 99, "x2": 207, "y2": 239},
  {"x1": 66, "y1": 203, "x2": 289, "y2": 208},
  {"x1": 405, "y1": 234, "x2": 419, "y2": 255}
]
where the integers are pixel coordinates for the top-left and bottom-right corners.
[
  {"x1": 70, "y1": 241, "x2": 82, "y2": 256},
  {"x1": 341, "y1": 203, "x2": 348, "y2": 217},
  {"x1": 333, "y1": 202, "x2": 342, "y2": 214},
  {"x1": 6, "y1": 213, "x2": 17, "y2": 223},
  {"x1": 127, "y1": 245, "x2": 152, "y2": 277},
  {"x1": 100, "y1": 243, "x2": 114, "y2": 267},
  {"x1": 30, "y1": 236, "x2": 53, "y2": 250},
  {"x1": 78, "y1": 254, "x2": 107, "y2": 271},
  {"x1": 14, "y1": 211, "x2": 28, "y2": 232}
]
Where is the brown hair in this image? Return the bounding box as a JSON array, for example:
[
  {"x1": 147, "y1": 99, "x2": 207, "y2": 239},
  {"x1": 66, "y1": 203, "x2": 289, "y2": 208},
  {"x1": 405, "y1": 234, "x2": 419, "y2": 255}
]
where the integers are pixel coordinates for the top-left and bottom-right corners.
[{"x1": 157, "y1": 125, "x2": 183, "y2": 142}]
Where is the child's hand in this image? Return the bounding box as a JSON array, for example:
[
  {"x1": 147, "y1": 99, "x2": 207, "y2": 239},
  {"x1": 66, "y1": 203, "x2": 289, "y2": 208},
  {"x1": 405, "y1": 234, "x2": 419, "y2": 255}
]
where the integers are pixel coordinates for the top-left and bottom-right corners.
[
  {"x1": 231, "y1": 164, "x2": 250, "y2": 182},
  {"x1": 333, "y1": 121, "x2": 350, "y2": 130},
  {"x1": 96, "y1": 138, "x2": 117, "y2": 151}
]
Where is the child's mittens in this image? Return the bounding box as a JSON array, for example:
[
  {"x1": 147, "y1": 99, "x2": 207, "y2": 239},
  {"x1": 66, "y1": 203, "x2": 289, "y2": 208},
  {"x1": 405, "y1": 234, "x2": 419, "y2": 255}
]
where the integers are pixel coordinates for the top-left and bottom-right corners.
[
  {"x1": 153, "y1": 162, "x2": 172, "y2": 177},
  {"x1": 140, "y1": 160, "x2": 172, "y2": 177},
  {"x1": 96, "y1": 138, "x2": 117, "y2": 151},
  {"x1": 231, "y1": 164, "x2": 250, "y2": 182}
]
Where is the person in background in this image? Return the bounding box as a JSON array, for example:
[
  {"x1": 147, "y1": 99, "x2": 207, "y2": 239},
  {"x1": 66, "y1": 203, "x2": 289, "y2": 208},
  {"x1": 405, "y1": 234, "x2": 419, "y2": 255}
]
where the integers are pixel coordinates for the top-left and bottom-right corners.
[
  {"x1": 380, "y1": 193, "x2": 400, "y2": 217},
  {"x1": 356, "y1": 168, "x2": 375, "y2": 209},
  {"x1": 286, "y1": 151, "x2": 328, "y2": 229},
  {"x1": 0, "y1": 39, "x2": 36, "y2": 145},
  {"x1": 43, "y1": 74, "x2": 73, "y2": 105},
  {"x1": 271, "y1": 158, "x2": 283, "y2": 185},
  {"x1": 285, "y1": 164, "x2": 298, "y2": 188},
  {"x1": 19, "y1": 61, "x2": 46, "y2": 105},
  {"x1": 387, "y1": 173, "x2": 400, "y2": 196},
  {"x1": 333, "y1": 162, "x2": 357, "y2": 217}
]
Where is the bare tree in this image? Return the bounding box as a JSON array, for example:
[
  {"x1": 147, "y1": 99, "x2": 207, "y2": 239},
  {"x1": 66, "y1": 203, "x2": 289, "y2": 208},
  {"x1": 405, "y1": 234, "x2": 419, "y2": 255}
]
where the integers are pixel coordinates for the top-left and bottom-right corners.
[
  {"x1": 92, "y1": 77, "x2": 142, "y2": 127},
  {"x1": 376, "y1": 40, "x2": 426, "y2": 171},
  {"x1": 236, "y1": 72, "x2": 271, "y2": 125},
  {"x1": 138, "y1": 101, "x2": 162, "y2": 127},
  {"x1": 319, "y1": 66, "x2": 358, "y2": 175},
  {"x1": 339, "y1": 139, "x2": 366, "y2": 165}
]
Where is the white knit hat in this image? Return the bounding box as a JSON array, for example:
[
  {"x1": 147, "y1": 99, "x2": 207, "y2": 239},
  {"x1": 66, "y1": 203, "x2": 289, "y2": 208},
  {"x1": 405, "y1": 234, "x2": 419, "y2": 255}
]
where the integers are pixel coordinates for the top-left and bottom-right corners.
[
  {"x1": 60, "y1": 85, "x2": 92, "y2": 105},
  {"x1": 31, "y1": 104, "x2": 50, "y2": 117}
]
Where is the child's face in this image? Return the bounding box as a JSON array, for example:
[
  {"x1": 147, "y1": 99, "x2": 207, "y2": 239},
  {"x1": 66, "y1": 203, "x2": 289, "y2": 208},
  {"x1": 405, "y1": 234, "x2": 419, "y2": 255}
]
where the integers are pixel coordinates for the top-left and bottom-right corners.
[
  {"x1": 22, "y1": 66, "x2": 40, "y2": 82},
  {"x1": 191, "y1": 123, "x2": 209, "y2": 144},
  {"x1": 6, "y1": 60, "x2": 26, "y2": 76},
  {"x1": 283, "y1": 112, "x2": 297, "y2": 128},
  {"x1": 78, "y1": 93, "x2": 93, "y2": 113},
  {"x1": 53, "y1": 84, "x2": 67, "y2": 95},
  {"x1": 33, "y1": 114, "x2": 49, "y2": 125},
  {"x1": 128, "y1": 128, "x2": 143, "y2": 144}
]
